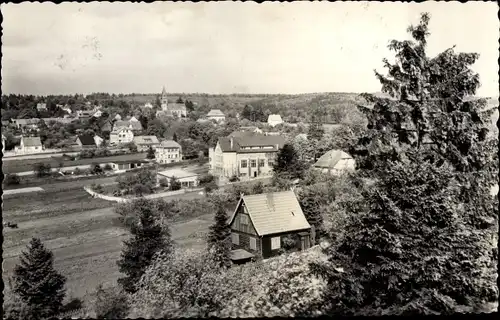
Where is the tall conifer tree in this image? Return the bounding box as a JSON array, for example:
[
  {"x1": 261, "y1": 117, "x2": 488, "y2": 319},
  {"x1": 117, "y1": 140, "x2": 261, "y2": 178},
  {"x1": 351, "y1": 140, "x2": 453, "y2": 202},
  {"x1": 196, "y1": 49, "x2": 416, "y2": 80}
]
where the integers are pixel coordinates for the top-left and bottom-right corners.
[
  {"x1": 13, "y1": 237, "x2": 67, "y2": 319},
  {"x1": 313, "y1": 12, "x2": 498, "y2": 315}
]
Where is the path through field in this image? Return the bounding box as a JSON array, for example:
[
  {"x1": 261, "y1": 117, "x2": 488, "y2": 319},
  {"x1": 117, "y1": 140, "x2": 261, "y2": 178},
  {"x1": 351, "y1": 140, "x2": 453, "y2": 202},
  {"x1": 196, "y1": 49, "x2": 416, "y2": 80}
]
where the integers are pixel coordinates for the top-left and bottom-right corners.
[{"x1": 3, "y1": 186, "x2": 45, "y2": 195}]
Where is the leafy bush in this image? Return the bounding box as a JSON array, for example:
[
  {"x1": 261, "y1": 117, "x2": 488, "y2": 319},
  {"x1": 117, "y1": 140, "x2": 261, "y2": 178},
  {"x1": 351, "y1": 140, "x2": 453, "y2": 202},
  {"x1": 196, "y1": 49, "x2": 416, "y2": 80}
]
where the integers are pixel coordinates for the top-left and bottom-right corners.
[
  {"x1": 169, "y1": 177, "x2": 181, "y2": 191},
  {"x1": 79, "y1": 149, "x2": 96, "y2": 159},
  {"x1": 117, "y1": 168, "x2": 156, "y2": 196},
  {"x1": 93, "y1": 285, "x2": 129, "y2": 319},
  {"x1": 4, "y1": 173, "x2": 21, "y2": 186},
  {"x1": 90, "y1": 163, "x2": 104, "y2": 175},
  {"x1": 73, "y1": 167, "x2": 82, "y2": 175},
  {"x1": 228, "y1": 175, "x2": 239, "y2": 182},
  {"x1": 158, "y1": 177, "x2": 169, "y2": 188},
  {"x1": 103, "y1": 163, "x2": 112, "y2": 171},
  {"x1": 204, "y1": 181, "x2": 218, "y2": 194},
  {"x1": 128, "y1": 247, "x2": 327, "y2": 318},
  {"x1": 33, "y1": 162, "x2": 52, "y2": 178},
  {"x1": 198, "y1": 174, "x2": 215, "y2": 185}
]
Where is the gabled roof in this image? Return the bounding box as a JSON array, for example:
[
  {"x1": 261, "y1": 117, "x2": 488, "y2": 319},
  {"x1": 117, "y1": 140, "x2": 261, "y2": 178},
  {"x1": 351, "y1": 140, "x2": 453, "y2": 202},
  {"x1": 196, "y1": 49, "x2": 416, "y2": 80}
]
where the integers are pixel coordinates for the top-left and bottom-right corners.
[
  {"x1": 133, "y1": 135, "x2": 160, "y2": 145},
  {"x1": 114, "y1": 120, "x2": 143, "y2": 131},
  {"x1": 267, "y1": 114, "x2": 283, "y2": 122},
  {"x1": 22, "y1": 136, "x2": 42, "y2": 147},
  {"x1": 77, "y1": 134, "x2": 96, "y2": 146},
  {"x1": 158, "y1": 140, "x2": 182, "y2": 149},
  {"x1": 229, "y1": 190, "x2": 311, "y2": 236},
  {"x1": 218, "y1": 134, "x2": 285, "y2": 153},
  {"x1": 207, "y1": 109, "x2": 225, "y2": 117},
  {"x1": 314, "y1": 149, "x2": 353, "y2": 169},
  {"x1": 110, "y1": 127, "x2": 132, "y2": 134},
  {"x1": 169, "y1": 103, "x2": 187, "y2": 111}
]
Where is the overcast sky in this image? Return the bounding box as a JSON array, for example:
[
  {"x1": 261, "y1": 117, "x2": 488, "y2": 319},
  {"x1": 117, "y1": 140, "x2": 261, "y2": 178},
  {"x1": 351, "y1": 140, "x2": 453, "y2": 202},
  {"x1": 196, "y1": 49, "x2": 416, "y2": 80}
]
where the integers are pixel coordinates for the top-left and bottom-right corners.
[{"x1": 1, "y1": 1, "x2": 498, "y2": 96}]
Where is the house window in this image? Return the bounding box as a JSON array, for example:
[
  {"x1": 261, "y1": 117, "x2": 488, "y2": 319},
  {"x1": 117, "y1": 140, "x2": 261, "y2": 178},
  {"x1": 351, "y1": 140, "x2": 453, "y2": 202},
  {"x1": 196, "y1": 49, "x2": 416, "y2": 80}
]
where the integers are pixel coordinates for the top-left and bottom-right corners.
[
  {"x1": 240, "y1": 214, "x2": 249, "y2": 225},
  {"x1": 241, "y1": 160, "x2": 247, "y2": 168},
  {"x1": 258, "y1": 159, "x2": 265, "y2": 167},
  {"x1": 251, "y1": 160, "x2": 257, "y2": 168},
  {"x1": 268, "y1": 160, "x2": 274, "y2": 167},
  {"x1": 271, "y1": 237, "x2": 281, "y2": 250},
  {"x1": 181, "y1": 181, "x2": 188, "y2": 187},
  {"x1": 231, "y1": 233, "x2": 240, "y2": 245},
  {"x1": 249, "y1": 237, "x2": 257, "y2": 250}
]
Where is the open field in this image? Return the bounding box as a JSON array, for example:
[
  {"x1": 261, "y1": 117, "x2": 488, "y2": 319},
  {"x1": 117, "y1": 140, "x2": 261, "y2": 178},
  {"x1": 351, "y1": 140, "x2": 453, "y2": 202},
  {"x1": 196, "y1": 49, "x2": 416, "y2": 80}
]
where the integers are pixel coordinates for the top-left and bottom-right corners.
[
  {"x1": 2, "y1": 163, "x2": 214, "y2": 302},
  {"x1": 2, "y1": 152, "x2": 147, "y2": 174}
]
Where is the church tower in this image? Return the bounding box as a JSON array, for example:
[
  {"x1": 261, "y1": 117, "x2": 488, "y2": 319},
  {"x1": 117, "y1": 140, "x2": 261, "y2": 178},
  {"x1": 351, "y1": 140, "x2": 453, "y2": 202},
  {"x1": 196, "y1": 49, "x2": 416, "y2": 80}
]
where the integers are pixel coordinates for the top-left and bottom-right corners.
[{"x1": 160, "y1": 86, "x2": 168, "y2": 111}]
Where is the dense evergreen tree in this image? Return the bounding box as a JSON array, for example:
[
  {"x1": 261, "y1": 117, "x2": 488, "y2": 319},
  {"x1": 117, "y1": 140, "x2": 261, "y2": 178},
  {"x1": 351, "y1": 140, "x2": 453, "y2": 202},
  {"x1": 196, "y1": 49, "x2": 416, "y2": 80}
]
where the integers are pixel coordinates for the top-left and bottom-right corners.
[
  {"x1": 146, "y1": 146, "x2": 155, "y2": 159},
  {"x1": 13, "y1": 238, "x2": 66, "y2": 319},
  {"x1": 206, "y1": 205, "x2": 232, "y2": 268},
  {"x1": 314, "y1": 12, "x2": 498, "y2": 315},
  {"x1": 273, "y1": 143, "x2": 306, "y2": 180},
  {"x1": 117, "y1": 200, "x2": 173, "y2": 293}
]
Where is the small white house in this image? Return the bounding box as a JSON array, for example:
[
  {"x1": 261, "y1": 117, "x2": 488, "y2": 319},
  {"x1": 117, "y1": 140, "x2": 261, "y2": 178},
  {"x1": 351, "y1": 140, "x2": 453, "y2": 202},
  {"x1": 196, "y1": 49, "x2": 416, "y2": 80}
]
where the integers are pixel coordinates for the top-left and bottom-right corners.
[
  {"x1": 36, "y1": 103, "x2": 47, "y2": 111},
  {"x1": 109, "y1": 128, "x2": 134, "y2": 145},
  {"x1": 313, "y1": 149, "x2": 355, "y2": 175},
  {"x1": 157, "y1": 168, "x2": 199, "y2": 189},
  {"x1": 267, "y1": 114, "x2": 284, "y2": 127},
  {"x1": 15, "y1": 136, "x2": 43, "y2": 154},
  {"x1": 92, "y1": 110, "x2": 103, "y2": 118},
  {"x1": 144, "y1": 102, "x2": 154, "y2": 109}
]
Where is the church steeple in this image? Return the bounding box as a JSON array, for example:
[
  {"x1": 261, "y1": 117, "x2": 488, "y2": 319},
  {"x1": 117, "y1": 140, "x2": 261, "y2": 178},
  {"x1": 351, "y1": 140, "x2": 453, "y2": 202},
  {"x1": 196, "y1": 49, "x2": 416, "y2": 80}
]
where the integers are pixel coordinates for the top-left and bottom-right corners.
[{"x1": 160, "y1": 86, "x2": 168, "y2": 111}]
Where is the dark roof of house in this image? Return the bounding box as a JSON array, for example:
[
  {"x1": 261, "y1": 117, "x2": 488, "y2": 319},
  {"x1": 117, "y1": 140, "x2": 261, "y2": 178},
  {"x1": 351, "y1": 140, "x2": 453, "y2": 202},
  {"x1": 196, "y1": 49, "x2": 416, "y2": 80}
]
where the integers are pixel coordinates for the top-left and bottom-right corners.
[
  {"x1": 228, "y1": 190, "x2": 311, "y2": 236},
  {"x1": 218, "y1": 133, "x2": 285, "y2": 153},
  {"x1": 77, "y1": 134, "x2": 96, "y2": 146}
]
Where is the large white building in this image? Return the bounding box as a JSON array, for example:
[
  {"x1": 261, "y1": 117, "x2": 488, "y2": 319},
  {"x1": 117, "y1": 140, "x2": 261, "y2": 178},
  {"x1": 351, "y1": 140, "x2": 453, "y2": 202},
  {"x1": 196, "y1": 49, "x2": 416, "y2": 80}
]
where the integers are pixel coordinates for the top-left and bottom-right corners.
[
  {"x1": 209, "y1": 133, "x2": 285, "y2": 180},
  {"x1": 155, "y1": 140, "x2": 183, "y2": 164},
  {"x1": 109, "y1": 128, "x2": 134, "y2": 145}
]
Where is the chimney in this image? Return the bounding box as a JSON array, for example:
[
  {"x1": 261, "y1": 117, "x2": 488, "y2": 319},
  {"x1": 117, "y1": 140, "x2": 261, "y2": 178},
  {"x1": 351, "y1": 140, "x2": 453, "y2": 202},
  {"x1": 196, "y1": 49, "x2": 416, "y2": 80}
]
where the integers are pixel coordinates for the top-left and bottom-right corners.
[
  {"x1": 230, "y1": 137, "x2": 234, "y2": 149},
  {"x1": 266, "y1": 193, "x2": 275, "y2": 211}
]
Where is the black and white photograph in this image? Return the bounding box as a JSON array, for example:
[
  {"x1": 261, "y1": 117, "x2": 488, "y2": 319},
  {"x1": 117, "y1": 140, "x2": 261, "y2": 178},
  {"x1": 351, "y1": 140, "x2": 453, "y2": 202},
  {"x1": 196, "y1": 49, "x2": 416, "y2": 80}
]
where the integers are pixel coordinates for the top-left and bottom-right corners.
[{"x1": 1, "y1": 1, "x2": 498, "y2": 318}]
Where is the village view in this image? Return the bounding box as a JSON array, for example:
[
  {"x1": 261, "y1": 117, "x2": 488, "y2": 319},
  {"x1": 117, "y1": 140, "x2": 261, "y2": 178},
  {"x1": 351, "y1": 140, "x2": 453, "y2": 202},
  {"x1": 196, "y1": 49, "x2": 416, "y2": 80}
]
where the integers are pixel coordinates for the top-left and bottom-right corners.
[{"x1": 1, "y1": 2, "x2": 499, "y2": 319}]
